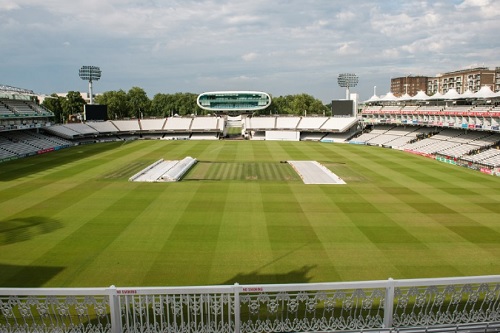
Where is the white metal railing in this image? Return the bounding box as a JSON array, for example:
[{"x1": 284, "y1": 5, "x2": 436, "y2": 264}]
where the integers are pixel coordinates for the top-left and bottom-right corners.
[{"x1": 1, "y1": 276, "x2": 499, "y2": 333}]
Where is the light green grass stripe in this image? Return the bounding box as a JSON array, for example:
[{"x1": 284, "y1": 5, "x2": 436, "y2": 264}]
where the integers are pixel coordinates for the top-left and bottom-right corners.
[{"x1": 142, "y1": 183, "x2": 228, "y2": 286}]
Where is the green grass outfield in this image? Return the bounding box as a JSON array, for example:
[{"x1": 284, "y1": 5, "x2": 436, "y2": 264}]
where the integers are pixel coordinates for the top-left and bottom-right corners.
[{"x1": 1, "y1": 140, "x2": 500, "y2": 288}]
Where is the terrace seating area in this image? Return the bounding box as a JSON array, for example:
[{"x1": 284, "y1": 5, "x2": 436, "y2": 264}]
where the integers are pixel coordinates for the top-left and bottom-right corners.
[
  {"x1": 0, "y1": 130, "x2": 73, "y2": 161},
  {"x1": 87, "y1": 121, "x2": 119, "y2": 133},
  {"x1": 41, "y1": 117, "x2": 223, "y2": 140},
  {"x1": 275, "y1": 117, "x2": 300, "y2": 129},
  {"x1": 164, "y1": 117, "x2": 193, "y2": 131},
  {"x1": 245, "y1": 117, "x2": 276, "y2": 129},
  {"x1": 0, "y1": 102, "x2": 16, "y2": 117},
  {"x1": 244, "y1": 116, "x2": 358, "y2": 140},
  {"x1": 111, "y1": 120, "x2": 141, "y2": 132},
  {"x1": 45, "y1": 124, "x2": 87, "y2": 139},
  {"x1": 1, "y1": 99, "x2": 37, "y2": 116},
  {"x1": 401, "y1": 129, "x2": 500, "y2": 157},
  {"x1": 140, "y1": 118, "x2": 166, "y2": 131},
  {"x1": 461, "y1": 148, "x2": 500, "y2": 167}
]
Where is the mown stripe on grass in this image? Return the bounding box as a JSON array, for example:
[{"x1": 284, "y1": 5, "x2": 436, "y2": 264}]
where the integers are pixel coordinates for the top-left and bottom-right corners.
[
  {"x1": 1, "y1": 181, "x2": 155, "y2": 287},
  {"x1": 141, "y1": 183, "x2": 228, "y2": 286}
]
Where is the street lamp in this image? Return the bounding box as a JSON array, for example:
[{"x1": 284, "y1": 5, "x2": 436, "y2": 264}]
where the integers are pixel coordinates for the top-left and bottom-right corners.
[
  {"x1": 79, "y1": 65, "x2": 101, "y2": 104},
  {"x1": 337, "y1": 73, "x2": 359, "y2": 100}
]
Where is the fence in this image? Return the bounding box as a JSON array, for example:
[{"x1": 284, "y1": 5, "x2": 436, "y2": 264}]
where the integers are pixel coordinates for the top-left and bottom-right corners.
[{"x1": 1, "y1": 275, "x2": 500, "y2": 333}]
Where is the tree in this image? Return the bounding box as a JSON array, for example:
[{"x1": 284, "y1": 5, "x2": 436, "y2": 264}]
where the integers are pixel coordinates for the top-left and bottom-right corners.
[
  {"x1": 127, "y1": 87, "x2": 151, "y2": 118},
  {"x1": 265, "y1": 94, "x2": 328, "y2": 115},
  {"x1": 41, "y1": 94, "x2": 65, "y2": 123},
  {"x1": 94, "y1": 90, "x2": 129, "y2": 119},
  {"x1": 61, "y1": 91, "x2": 86, "y2": 122},
  {"x1": 151, "y1": 92, "x2": 202, "y2": 117}
]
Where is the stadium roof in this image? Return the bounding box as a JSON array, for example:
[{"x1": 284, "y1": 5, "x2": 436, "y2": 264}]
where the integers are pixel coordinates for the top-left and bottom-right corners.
[
  {"x1": 366, "y1": 86, "x2": 500, "y2": 103},
  {"x1": 0, "y1": 84, "x2": 35, "y2": 95}
]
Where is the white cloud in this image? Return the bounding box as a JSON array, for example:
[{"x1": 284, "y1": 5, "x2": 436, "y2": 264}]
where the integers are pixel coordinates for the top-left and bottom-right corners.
[
  {"x1": 0, "y1": 0, "x2": 499, "y2": 102},
  {"x1": 242, "y1": 53, "x2": 259, "y2": 62},
  {"x1": 456, "y1": 0, "x2": 491, "y2": 8}
]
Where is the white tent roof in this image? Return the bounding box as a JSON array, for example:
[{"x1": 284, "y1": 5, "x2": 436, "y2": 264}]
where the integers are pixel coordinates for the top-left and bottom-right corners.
[
  {"x1": 379, "y1": 92, "x2": 398, "y2": 101},
  {"x1": 428, "y1": 91, "x2": 444, "y2": 100},
  {"x1": 461, "y1": 89, "x2": 475, "y2": 99},
  {"x1": 474, "y1": 85, "x2": 496, "y2": 99},
  {"x1": 365, "y1": 94, "x2": 380, "y2": 103},
  {"x1": 411, "y1": 90, "x2": 430, "y2": 100},
  {"x1": 442, "y1": 88, "x2": 461, "y2": 100},
  {"x1": 399, "y1": 93, "x2": 412, "y2": 101}
]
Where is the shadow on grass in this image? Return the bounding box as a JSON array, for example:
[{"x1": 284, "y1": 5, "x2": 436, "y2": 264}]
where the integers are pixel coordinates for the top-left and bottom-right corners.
[
  {"x1": 0, "y1": 216, "x2": 63, "y2": 245},
  {"x1": 221, "y1": 265, "x2": 316, "y2": 285},
  {"x1": 0, "y1": 263, "x2": 64, "y2": 287}
]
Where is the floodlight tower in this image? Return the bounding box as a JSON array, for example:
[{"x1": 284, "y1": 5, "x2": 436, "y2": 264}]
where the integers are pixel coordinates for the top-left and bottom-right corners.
[
  {"x1": 79, "y1": 65, "x2": 101, "y2": 104},
  {"x1": 337, "y1": 73, "x2": 359, "y2": 100}
]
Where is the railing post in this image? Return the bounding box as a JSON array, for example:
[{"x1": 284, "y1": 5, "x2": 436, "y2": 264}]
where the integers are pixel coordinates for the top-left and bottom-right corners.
[
  {"x1": 383, "y1": 278, "x2": 395, "y2": 329},
  {"x1": 108, "y1": 285, "x2": 122, "y2": 333},
  {"x1": 234, "y1": 283, "x2": 241, "y2": 333}
]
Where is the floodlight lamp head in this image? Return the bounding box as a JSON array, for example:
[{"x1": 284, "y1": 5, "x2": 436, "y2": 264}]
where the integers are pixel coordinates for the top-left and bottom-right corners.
[
  {"x1": 337, "y1": 73, "x2": 359, "y2": 88},
  {"x1": 79, "y1": 65, "x2": 101, "y2": 82}
]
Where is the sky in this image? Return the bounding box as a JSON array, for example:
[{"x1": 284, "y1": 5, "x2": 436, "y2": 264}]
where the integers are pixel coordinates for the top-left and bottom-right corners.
[{"x1": 1, "y1": 0, "x2": 499, "y2": 103}]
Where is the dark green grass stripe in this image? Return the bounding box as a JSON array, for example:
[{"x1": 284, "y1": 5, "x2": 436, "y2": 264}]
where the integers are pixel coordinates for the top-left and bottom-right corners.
[
  {"x1": 0, "y1": 180, "x2": 115, "y2": 237},
  {"x1": 268, "y1": 163, "x2": 280, "y2": 180},
  {"x1": 142, "y1": 183, "x2": 228, "y2": 285},
  {"x1": 0, "y1": 183, "x2": 154, "y2": 287}
]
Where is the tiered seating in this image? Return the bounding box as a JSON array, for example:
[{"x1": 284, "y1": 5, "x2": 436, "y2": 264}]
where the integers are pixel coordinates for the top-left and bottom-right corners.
[
  {"x1": 321, "y1": 117, "x2": 358, "y2": 132},
  {"x1": 28, "y1": 103, "x2": 54, "y2": 116},
  {"x1": 0, "y1": 147, "x2": 17, "y2": 160},
  {"x1": 0, "y1": 141, "x2": 39, "y2": 155},
  {"x1": 87, "y1": 121, "x2": 119, "y2": 133},
  {"x1": 367, "y1": 134, "x2": 400, "y2": 146},
  {"x1": 321, "y1": 131, "x2": 354, "y2": 143},
  {"x1": 472, "y1": 105, "x2": 492, "y2": 112},
  {"x1": 370, "y1": 125, "x2": 394, "y2": 133},
  {"x1": 417, "y1": 106, "x2": 443, "y2": 112},
  {"x1": 30, "y1": 132, "x2": 72, "y2": 147},
  {"x1": 111, "y1": 120, "x2": 140, "y2": 131},
  {"x1": 480, "y1": 154, "x2": 500, "y2": 167},
  {"x1": 296, "y1": 117, "x2": 328, "y2": 130},
  {"x1": 401, "y1": 106, "x2": 420, "y2": 112},
  {"x1": 0, "y1": 102, "x2": 16, "y2": 117},
  {"x1": 0, "y1": 131, "x2": 73, "y2": 152},
  {"x1": 45, "y1": 125, "x2": 82, "y2": 139},
  {"x1": 471, "y1": 133, "x2": 500, "y2": 146},
  {"x1": 245, "y1": 117, "x2": 275, "y2": 129},
  {"x1": 362, "y1": 105, "x2": 383, "y2": 113},
  {"x1": 191, "y1": 117, "x2": 218, "y2": 131},
  {"x1": 400, "y1": 129, "x2": 495, "y2": 157},
  {"x1": 0, "y1": 136, "x2": 17, "y2": 160},
  {"x1": 62, "y1": 123, "x2": 99, "y2": 135},
  {"x1": 463, "y1": 149, "x2": 500, "y2": 162},
  {"x1": 445, "y1": 105, "x2": 473, "y2": 112},
  {"x1": 140, "y1": 119, "x2": 166, "y2": 131},
  {"x1": 275, "y1": 117, "x2": 300, "y2": 129},
  {"x1": 164, "y1": 117, "x2": 193, "y2": 131},
  {"x1": 381, "y1": 106, "x2": 402, "y2": 112},
  {"x1": 3, "y1": 100, "x2": 37, "y2": 116},
  {"x1": 352, "y1": 132, "x2": 380, "y2": 143},
  {"x1": 384, "y1": 136, "x2": 416, "y2": 148}
]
